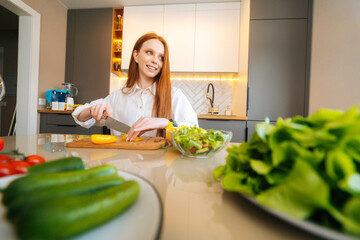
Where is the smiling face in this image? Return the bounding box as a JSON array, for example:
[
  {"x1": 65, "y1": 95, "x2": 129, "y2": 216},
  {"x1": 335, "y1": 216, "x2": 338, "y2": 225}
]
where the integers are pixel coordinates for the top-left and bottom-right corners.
[{"x1": 133, "y1": 39, "x2": 165, "y2": 82}]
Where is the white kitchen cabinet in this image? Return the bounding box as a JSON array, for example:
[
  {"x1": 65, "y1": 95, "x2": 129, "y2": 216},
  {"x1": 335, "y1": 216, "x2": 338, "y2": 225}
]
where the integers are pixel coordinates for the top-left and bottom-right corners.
[
  {"x1": 164, "y1": 4, "x2": 196, "y2": 72},
  {"x1": 194, "y1": 2, "x2": 240, "y2": 72},
  {"x1": 122, "y1": 5, "x2": 164, "y2": 69},
  {"x1": 122, "y1": 2, "x2": 240, "y2": 72}
]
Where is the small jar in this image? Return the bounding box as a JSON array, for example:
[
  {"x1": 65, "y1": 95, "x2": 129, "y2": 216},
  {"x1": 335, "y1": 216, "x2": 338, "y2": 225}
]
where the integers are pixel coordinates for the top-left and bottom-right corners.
[{"x1": 116, "y1": 15, "x2": 122, "y2": 29}]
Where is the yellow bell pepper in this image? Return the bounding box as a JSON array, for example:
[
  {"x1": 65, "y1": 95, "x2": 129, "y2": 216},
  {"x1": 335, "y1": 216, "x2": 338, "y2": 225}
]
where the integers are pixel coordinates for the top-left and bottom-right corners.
[
  {"x1": 166, "y1": 122, "x2": 188, "y2": 143},
  {"x1": 121, "y1": 134, "x2": 143, "y2": 142},
  {"x1": 90, "y1": 134, "x2": 117, "y2": 144},
  {"x1": 166, "y1": 122, "x2": 174, "y2": 142},
  {"x1": 166, "y1": 122, "x2": 181, "y2": 143}
]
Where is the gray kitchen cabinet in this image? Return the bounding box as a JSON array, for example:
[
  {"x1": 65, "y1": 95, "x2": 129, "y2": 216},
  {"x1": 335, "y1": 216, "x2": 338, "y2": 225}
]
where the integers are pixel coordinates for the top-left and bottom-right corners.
[
  {"x1": 250, "y1": 0, "x2": 309, "y2": 19},
  {"x1": 39, "y1": 113, "x2": 104, "y2": 135},
  {"x1": 198, "y1": 119, "x2": 246, "y2": 143},
  {"x1": 247, "y1": 19, "x2": 308, "y2": 120},
  {"x1": 246, "y1": 120, "x2": 277, "y2": 142},
  {"x1": 247, "y1": 0, "x2": 312, "y2": 122},
  {"x1": 65, "y1": 9, "x2": 112, "y2": 104}
]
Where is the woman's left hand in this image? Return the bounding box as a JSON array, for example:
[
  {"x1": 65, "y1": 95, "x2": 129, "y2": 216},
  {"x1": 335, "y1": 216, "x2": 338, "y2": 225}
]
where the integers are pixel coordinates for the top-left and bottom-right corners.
[{"x1": 126, "y1": 117, "x2": 170, "y2": 141}]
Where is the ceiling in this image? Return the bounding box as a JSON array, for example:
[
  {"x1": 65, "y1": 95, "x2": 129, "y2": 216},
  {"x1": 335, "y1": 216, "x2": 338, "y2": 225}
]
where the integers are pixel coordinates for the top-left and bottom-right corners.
[{"x1": 58, "y1": 0, "x2": 240, "y2": 9}]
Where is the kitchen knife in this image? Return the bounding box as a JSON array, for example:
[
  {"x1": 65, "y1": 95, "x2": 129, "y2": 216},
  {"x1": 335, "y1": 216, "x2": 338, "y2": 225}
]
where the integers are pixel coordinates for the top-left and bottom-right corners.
[{"x1": 101, "y1": 114, "x2": 131, "y2": 133}]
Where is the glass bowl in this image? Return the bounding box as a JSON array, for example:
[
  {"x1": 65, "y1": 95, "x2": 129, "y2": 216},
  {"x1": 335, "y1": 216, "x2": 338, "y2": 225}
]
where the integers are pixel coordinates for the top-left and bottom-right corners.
[{"x1": 168, "y1": 129, "x2": 232, "y2": 158}]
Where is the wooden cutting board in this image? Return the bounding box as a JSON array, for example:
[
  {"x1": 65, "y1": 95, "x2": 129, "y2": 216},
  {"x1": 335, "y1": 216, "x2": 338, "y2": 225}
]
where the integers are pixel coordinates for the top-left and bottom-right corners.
[{"x1": 66, "y1": 136, "x2": 167, "y2": 150}]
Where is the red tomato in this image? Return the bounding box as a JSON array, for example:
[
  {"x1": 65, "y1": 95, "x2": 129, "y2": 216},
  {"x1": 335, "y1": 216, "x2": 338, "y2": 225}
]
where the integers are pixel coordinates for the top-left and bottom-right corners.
[
  {"x1": 0, "y1": 137, "x2": 4, "y2": 151},
  {"x1": 26, "y1": 155, "x2": 46, "y2": 165},
  {"x1": 0, "y1": 162, "x2": 16, "y2": 177},
  {"x1": 189, "y1": 146, "x2": 197, "y2": 153},
  {"x1": 0, "y1": 154, "x2": 12, "y2": 163},
  {"x1": 10, "y1": 160, "x2": 30, "y2": 174}
]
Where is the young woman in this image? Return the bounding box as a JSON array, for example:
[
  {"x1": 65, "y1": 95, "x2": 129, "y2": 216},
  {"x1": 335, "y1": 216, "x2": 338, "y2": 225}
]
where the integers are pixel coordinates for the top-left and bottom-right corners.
[{"x1": 72, "y1": 33, "x2": 198, "y2": 141}]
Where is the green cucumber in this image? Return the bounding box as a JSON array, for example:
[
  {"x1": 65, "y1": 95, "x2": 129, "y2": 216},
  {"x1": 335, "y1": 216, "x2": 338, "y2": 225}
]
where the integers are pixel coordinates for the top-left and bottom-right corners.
[
  {"x1": 16, "y1": 180, "x2": 140, "y2": 240},
  {"x1": 2, "y1": 165, "x2": 117, "y2": 205},
  {"x1": 195, "y1": 147, "x2": 210, "y2": 154},
  {"x1": 189, "y1": 139, "x2": 203, "y2": 149},
  {"x1": 211, "y1": 141, "x2": 223, "y2": 150},
  {"x1": 28, "y1": 156, "x2": 84, "y2": 174},
  {"x1": 7, "y1": 175, "x2": 125, "y2": 222}
]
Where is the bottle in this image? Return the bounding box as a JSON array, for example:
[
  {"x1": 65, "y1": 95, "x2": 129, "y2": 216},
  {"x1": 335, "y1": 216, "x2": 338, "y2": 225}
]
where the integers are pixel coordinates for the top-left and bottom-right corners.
[
  {"x1": 58, "y1": 92, "x2": 66, "y2": 111},
  {"x1": 225, "y1": 105, "x2": 231, "y2": 116},
  {"x1": 66, "y1": 96, "x2": 74, "y2": 110},
  {"x1": 51, "y1": 91, "x2": 59, "y2": 110}
]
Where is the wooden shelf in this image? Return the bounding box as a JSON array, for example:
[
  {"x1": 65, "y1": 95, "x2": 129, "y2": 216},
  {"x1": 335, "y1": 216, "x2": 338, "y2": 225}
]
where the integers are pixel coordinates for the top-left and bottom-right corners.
[
  {"x1": 111, "y1": 8, "x2": 124, "y2": 73},
  {"x1": 38, "y1": 109, "x2": 74, "y2": 114}
]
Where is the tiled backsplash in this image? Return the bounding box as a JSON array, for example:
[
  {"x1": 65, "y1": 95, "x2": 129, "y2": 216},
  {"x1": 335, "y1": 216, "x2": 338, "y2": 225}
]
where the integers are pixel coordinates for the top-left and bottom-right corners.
[
  {"x1": 172, "y1": 80, "x2": 232, "y2": 115},
  {"x1": 109, "y1": 74, "x2": 233, "y2": 115}
]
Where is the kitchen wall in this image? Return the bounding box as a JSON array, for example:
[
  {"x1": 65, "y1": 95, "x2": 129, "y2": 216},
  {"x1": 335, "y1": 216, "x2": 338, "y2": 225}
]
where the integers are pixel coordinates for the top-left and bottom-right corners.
[
  {"x1": 309, "y1": 0, "x2": 360, "y2": 113},
  {"x1": 21, "y1": 0, "x2": 67, "y2": 100}
]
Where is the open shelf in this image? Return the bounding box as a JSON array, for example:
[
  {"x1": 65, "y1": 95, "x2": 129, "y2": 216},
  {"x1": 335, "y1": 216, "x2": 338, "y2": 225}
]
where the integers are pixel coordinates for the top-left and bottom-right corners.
[{"x1": 111, "y1": 8, "x2": 124, "y2": 75}]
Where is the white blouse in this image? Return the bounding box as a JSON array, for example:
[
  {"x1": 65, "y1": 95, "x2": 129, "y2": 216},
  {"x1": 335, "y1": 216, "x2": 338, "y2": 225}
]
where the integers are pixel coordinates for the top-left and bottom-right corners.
[{"x1": 72, "y1": 84, "x2": 198, "y2": 136}]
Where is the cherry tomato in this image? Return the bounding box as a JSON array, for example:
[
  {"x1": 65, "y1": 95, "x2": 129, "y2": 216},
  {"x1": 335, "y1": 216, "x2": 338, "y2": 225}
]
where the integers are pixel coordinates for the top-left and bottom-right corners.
[
  {"x1": 26, "y1": 155, "x2": 46, "y2": 165},
  {"x1": 0, "y1": 154, "x2": 12, "y2": 163},
  {"x1": 189, "y1": 146, "x2": 197, "y2": 153},
  {"x1": 9, "y1": 160, "x2": 30, "y2": 174},
  {"x1": 0, "y1": 162, "x2": 16, "y2": 177},
  {"x1": 0, "y1": 137, "x2": 4, "y2": 151}
]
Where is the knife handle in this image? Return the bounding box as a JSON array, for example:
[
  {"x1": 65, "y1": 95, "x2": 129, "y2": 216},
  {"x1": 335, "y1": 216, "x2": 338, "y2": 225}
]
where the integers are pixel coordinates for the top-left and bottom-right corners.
[{"x1": 101, "y1": 114, "x2": 108, "y2": 120}]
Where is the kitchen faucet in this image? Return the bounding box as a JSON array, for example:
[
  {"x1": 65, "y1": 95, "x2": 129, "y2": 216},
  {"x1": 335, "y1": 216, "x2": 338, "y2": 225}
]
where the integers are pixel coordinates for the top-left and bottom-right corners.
[{"x1": 206, "y1": 83, "x2": 219, "y2": 115}]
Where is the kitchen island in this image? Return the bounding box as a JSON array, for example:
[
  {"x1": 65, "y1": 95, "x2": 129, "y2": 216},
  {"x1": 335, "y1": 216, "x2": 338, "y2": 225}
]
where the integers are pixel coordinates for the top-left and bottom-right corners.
[{"x1": 0, "y1": 134, "x2": 323, "y2": 240}]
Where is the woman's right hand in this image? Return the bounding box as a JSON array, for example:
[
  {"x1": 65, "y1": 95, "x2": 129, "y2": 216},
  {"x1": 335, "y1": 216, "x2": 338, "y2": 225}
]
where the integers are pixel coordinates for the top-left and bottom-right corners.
[
  {"x1": 78, "y1": 103, "x2": 112, "y2": 122},
  {"x1": 89, "y1": 103, "x2": 112, "y2": 121}
]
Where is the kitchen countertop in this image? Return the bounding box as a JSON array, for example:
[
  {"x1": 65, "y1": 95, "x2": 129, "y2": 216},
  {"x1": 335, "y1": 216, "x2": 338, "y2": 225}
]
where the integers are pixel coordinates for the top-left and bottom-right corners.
[
  {"x1": 0, "y1": 134, "x2": 323, "y2": 240},
  {"x1": 197, "y1": 114, "x2": 247, "y2": 120},
  {"x1": 38, "y1": 109, "x2": 248, "y2": 120}
]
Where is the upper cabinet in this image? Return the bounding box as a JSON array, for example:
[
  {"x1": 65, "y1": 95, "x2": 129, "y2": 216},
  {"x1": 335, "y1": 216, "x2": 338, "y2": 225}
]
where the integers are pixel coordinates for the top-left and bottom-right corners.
[
  {"x1": 194, "y1": 2, "x2": 240, "y2": 72},
  {"x1": 122, "y1": 2, "x2": 240, "y2": 72},
  {"x1": 122, "y1": 5, "x2": 164, "y2": 70},
  {"x1": 164, "y1": 4, "x2": 196, "y2": 72},
  {"x1": 250, "y1": 0, "x2": 309, "y2": 19},
  {"x1": 65, "y1": 9, "x2": 112, "y2": 104}
]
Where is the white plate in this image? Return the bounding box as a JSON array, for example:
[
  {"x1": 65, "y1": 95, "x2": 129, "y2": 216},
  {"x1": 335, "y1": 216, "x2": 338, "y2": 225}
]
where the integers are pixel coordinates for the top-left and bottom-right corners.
[
  {"x1": 240, "y1": 194, "x2": 359, "y2": 240},
  {"x1": 0, "y1": 170, "x2": 163, "y2": 240}
]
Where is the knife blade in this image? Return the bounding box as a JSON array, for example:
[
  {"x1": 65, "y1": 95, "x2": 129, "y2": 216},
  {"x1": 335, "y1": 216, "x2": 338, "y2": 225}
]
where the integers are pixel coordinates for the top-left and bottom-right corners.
[{"x1": 102, "y1": 114, "x2": 131, "y2": 133}]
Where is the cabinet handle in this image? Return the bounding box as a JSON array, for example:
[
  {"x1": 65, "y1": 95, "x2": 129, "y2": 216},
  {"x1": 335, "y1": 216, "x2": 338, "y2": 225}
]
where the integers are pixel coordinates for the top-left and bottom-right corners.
[
  {"x1": 245, "y1": 126, "x2": 248, "y2": 142},
  {"x1": 56, "y1": 124, "x2": 77, "y2": 127}
]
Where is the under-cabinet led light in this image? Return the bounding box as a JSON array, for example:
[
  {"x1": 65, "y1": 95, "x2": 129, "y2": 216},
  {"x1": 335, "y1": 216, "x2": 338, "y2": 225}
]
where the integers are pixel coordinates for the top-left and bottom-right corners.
[
  {"x1": 170, "y1": 77, "x2": 237, "y2": 81},
  {"x1": 112, "y1": 76, "x2": 237, "y2": 81}
]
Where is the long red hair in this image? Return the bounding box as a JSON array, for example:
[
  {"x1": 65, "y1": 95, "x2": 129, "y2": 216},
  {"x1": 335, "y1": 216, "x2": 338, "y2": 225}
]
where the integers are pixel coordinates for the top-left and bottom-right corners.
[{"x1": 123, "y1": 33, "x2": 172, "y2": 136}]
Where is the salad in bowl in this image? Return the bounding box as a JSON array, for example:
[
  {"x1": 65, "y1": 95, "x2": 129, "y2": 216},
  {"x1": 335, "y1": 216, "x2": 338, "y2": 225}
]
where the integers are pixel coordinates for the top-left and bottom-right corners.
[{"x1": 167, "y1": 126, "x2": 232, "y2": 158}]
